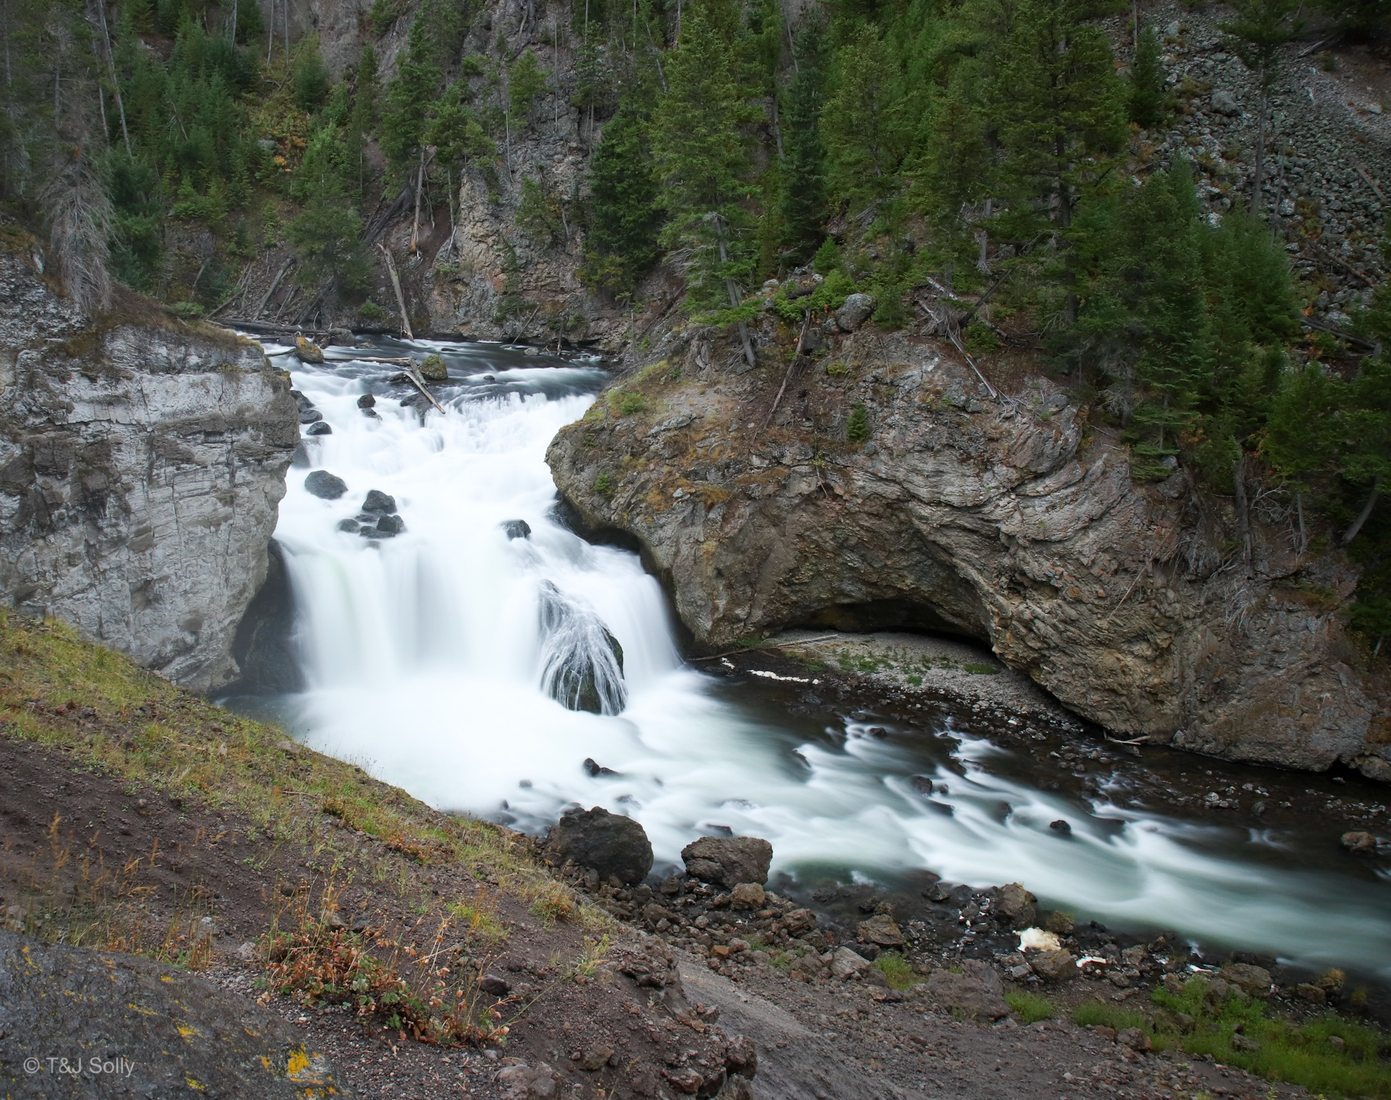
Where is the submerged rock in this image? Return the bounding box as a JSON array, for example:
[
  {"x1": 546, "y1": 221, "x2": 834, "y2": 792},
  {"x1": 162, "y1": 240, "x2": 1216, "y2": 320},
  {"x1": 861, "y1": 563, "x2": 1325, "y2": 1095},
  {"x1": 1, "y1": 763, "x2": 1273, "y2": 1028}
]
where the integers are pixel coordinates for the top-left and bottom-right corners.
[
  {"x1": 304, "y1": 471, "x2": 348, "y2": 500},
  {"x1": 374, "y1": 514, "x2": 405, "y2": 536},
  {"x1": 681, "y1": 836, "x2": 773, "y2": 888},
  {"x1": 503, "y1": 519, "x2": 532, "y2": 540},
  {"x1": 356, "y1": 393, "x2": 376, "y2": 408},
  {"x1": 537, "y1": 581, "x2": 626, "y2": 715},
  {"x1": 546, "y1": 806, "x2": 653, "y2": 885},
  {"x1": 306, "y1": 421, "x2": 332, "y2": 436}
]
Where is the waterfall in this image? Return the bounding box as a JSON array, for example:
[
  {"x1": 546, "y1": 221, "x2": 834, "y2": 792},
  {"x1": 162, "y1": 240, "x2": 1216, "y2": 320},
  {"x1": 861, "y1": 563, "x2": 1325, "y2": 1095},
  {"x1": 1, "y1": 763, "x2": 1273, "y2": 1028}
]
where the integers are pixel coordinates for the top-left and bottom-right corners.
[{"x1": 243, "y1": 338, "x2": 1391, "y2": 982}]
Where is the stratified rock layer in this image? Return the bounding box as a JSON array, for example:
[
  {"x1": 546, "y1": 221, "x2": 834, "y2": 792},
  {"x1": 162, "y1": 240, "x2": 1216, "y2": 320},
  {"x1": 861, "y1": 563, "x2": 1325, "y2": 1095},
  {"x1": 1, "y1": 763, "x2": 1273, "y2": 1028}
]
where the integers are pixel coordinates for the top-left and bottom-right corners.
[
  {"x1": 0, "y1": 245, "x2": 297, "y2": 690},
  {"x1": 547, "y1": 331, "x2": 1389, "y2": 780}
]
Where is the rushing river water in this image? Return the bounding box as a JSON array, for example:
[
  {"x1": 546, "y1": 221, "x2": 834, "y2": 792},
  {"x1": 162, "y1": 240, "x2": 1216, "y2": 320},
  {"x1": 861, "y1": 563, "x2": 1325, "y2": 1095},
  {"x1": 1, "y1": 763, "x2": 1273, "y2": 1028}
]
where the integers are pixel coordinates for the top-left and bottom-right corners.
[{"x1": 235, "y1": 337, "x2": 1391, "y2": 983}]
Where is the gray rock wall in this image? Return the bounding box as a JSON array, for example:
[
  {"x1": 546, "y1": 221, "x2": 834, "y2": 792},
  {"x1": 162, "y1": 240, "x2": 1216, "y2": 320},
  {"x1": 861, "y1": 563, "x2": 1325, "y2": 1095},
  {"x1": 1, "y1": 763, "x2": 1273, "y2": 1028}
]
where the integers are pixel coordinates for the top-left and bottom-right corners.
[
  {"x1": 547, "y1": 331, "x2": 1391, "y2": 781},
  {"x1": 0, "y1": 246, "x2": 298, "y2": 691}
]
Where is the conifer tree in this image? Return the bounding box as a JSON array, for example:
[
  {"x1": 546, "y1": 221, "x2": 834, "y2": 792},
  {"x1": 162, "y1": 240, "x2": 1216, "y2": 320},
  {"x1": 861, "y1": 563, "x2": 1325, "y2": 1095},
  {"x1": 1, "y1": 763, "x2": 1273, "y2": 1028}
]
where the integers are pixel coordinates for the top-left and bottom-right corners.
[
  {"x1": 1128, "y1": 25, "x2": 1168, "y2": 130},
  {"x1": 779, "y1": 23, "x2": 827, "y2": 264},
  {"x1": 651, "y1": 7, "x2": 754, "y2": 318},
  {"x1": 582, "y1": 97, "x2": 661, "y2": 298},
  {"x1": 1221, "y1": 0, "x2": 1301, "y2": 213},
  {"x1": 821, "y1": 25, "x2": 905, "y2": 214}
]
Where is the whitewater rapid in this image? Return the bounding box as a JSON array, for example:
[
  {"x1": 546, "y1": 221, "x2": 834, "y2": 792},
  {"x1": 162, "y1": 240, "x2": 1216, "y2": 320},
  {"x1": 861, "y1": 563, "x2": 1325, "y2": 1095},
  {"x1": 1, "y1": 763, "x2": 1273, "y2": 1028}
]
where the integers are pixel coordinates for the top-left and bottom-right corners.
[{"x1": 250, "y1": 339, "x2": 1391, "y2": 981}]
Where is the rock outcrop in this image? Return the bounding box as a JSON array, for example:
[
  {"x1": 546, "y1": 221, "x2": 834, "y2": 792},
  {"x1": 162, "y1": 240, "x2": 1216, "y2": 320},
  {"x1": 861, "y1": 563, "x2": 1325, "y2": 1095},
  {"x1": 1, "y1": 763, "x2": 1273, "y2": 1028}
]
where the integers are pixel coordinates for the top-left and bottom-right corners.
[
  {"x1": 547, "y1": 330, "x2": 1390, "y2": 780},
  {"x1": 0, "y1": 242, "x2": 297, "y2": 691}
]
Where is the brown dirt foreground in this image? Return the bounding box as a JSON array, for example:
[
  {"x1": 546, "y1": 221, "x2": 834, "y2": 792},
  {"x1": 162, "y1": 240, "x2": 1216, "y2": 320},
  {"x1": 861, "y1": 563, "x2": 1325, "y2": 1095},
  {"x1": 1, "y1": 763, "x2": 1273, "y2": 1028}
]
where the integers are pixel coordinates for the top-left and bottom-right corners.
[{"x1": 0, "y1": 613, "x2": 1342, "y2": 1099}]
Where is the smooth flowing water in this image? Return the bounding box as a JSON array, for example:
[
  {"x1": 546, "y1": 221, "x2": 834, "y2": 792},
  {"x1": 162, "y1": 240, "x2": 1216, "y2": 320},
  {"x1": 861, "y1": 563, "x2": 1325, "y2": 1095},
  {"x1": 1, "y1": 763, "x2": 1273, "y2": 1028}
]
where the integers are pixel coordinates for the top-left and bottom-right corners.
[{"x1": 244, "y1": 338, "x2": 1391, "y2": 981}]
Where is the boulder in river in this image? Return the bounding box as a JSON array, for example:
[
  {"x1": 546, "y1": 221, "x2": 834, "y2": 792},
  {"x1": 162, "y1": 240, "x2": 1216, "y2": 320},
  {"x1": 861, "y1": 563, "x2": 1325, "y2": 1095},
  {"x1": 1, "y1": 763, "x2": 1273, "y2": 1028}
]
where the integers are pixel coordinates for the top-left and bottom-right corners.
[
  {"x1": 298, "y1": 406, "x2": 323, "y2": 424},
  {"x1": 503, "y1": 519, "x2": 532, "y2": 540},
  {"x1": 304, "y1": 470, "x2": 347, "y2": 500},
  {"x1": 375, "y1": 514, "x2": 406, "y2": 536},
  {"x1": 362, "y1": 490, "x2": 397, "y2": 515},
  {"x1": 306, "y1": 421, "x2": 332, "y2": 436},
  {"x1": 357, "y1": 393, "x2": 376, "y2": 408},
  {"x1": 994, "y1": 882, "x2": 1038, "y2": 929},
  {"x1": 294, "y1": 334, "x2": 326, "y2": 364},
  {"x1": 419, "y1": 353, "x2": 448, "y2": 382},
  {"x1": 546, "y1": 806, "x2": 653, "y2": 885},
  {"x1": 537, "y1": 582, "x2": 626, "y2": 715},
  {"x1": 681, "y1": 835, "x2": 773, "y2": 888}
]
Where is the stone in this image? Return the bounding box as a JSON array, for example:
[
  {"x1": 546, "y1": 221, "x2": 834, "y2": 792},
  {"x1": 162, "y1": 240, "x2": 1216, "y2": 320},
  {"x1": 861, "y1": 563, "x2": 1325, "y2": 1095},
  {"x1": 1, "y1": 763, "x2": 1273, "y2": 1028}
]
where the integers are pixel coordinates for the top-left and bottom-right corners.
[
  {"x1": 479, "y1": 973, "x2": 511, "y2": 996},
  {"x1": 924, "y1": 960, "x2": 1009, "y2": 1020},
  {"x1": 995, "y1": 883, "x2": 1038, "y2": 929},
  {"x1": 294, "y1": 334, "x2": 325, "y2": 363},
  {"x1": 1340, "y1": 830, "x2": 1379, "y2": 854},
  {"x1": 305, "y1": 470, "x2": 348, "y2": 500},
  {"x1": 1219, "y1": 962, "x2": 1273, "y2": 998},
  {"x1": 835, "y1": 293, "x2": 877, "y2": 333},
  {"x1": 0, "y1": 250, "x2": 296, "y2": 691},
  {"x1": 503, "y1": 519, "x2": 532, "y2": 540},
  {"x1": 1117, "y1": 1028, "x2": 1151, "y2": 1052},
  {"x1": 356, "y1": 393, "x2": 376, "y2": 408},
  {"x1": 376, "y1": 514, "x2": 406, "y2": 535},
  {"x1": 830, "y1": 947, "x2": 872, "y2": 980},
  {"x1": 857, "y1": 913, "x2": 905, "y2": 947},
  {"x1": 1294, "y1": 983, "x2": 1326, "y2": 1005},
  {"x1": 1211, "y1": 89, "x2": 1240, "y2": 116},
  {"x1": 298, "y1": 406, "x2": 324, "y2": 424},
  {"x1": 497, "y1": 1062, "x2": 560, "y2": 1099},
  {"x1": 418, "y1": 353, "x2": 449, "y2": 382},
  {"x1": 361, "y1": 489, "x2": 397, "y2": 514},
  {"x1": 681, "y1": 836, "x2": 774, "y2": 888},
  {"x1": 729, "y1": 882, "x2": 766, "y2": 910},
  {"x1": 537, "y1": 582, "x2": 627, "y2": 715},
  {"x1": 545, "y1": 806, "x2": 653, "y2": 885},
  {"x1": 306, "y1": 420, "x2": 332, "y2": 436},
  {"x1": 546, "y1": 343, "x2": 1390, "y2": 781},
  {"x1": 1030, "y1": 949, "x2": 1077, "y2": 983}
]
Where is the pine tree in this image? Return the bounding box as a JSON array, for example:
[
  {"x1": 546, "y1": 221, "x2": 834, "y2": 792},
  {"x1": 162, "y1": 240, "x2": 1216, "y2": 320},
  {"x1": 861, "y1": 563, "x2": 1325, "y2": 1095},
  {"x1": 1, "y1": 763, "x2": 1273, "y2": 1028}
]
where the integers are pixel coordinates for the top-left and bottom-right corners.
[
  {"x1": 651, "y1": 7, "x2": 755, "y2": 317},
  {"x1": 821, "y1": 25, "x2": 905, "y2": 214},
  {"x1": 582, "y1": 97, "x2": 661, "y2": 298},
  {"x1": 1128, "y1": 25, "x2": 1167, "y2": 129},
  {"x1": 779, "y1": 23, "x2": 827, "y2": 264},
  {"x1": 1221, "y1": 0, "x2": 1302, "y2": 214}
]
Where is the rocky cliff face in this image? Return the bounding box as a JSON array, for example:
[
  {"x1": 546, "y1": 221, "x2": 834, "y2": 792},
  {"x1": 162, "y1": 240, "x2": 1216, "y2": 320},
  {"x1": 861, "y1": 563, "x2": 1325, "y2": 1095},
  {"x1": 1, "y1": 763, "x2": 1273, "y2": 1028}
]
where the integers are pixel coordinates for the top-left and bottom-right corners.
[
  {"x1": 0, "y1": 243, "x2": 298, "y2": 691},
  {"x1": 547, "y1": 329, "x2": 1390, "y2": 780}
]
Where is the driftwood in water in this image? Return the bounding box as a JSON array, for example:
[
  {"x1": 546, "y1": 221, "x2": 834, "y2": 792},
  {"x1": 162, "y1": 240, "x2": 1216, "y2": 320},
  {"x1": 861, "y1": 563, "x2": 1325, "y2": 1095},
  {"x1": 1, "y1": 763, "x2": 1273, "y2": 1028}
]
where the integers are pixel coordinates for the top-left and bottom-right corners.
[{"x1": 394, "y1": 367, "x2": 447, "y2": 415}]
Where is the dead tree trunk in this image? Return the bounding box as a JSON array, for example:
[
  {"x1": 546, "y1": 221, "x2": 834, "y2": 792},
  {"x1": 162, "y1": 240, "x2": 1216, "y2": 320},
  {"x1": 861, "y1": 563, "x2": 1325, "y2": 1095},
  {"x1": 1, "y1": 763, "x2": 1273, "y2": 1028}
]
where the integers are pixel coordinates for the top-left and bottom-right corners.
[{"x1": 378, "y1": 243, "x2": 414, "y2": 340}]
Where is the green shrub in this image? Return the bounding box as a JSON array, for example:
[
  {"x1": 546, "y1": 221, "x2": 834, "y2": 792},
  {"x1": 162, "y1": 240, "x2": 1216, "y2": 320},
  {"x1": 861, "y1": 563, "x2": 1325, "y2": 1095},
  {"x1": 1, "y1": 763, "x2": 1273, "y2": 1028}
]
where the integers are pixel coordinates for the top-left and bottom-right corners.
[{"x1": 1005, "y1": 990, "x2": 1054, "y2": 1023}]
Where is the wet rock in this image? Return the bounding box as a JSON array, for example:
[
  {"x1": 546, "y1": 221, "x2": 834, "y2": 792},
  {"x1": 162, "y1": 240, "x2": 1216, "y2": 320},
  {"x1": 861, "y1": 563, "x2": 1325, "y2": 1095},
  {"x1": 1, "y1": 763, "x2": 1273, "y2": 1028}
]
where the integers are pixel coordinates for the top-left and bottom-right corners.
[
  {"x1": 230, "y1": 540, "x2": 304, "y2": 695},
  {"x1": 361, "y1": 407, "x2": 381, "y2": 419},
  {"x1": 356, "y1": 393, "x2": 376, "y2": 408},
  {"x1": 419, "y1": 353, "x2": 449, "y2": 382},
  {"x1": 830, "y1": 946, "x2": 872, "y2": 980},
  {"x1": 1030, "y1": 949, "x2": 1077, "y2": 983},
  {"x1": 503, "y1": 519, "x2": 533, "y2": 540},
  {"x1": 582, "y1": 757, "x2": 620, "y2": 778},
  {"x1": 298, "y1": 406, "x2": 324, "y2": 424},
  {"x1": 291, "y1": 442, "x2": 312, "y2": 468},
  {"x1": 857, "y1": 913, "x2": 905, "y2": 948},
  {"x1": 835, "y1": 293, "x2": 877, "y2": 333},
  {"x1": 337, "y1": 519, "x2": 361, "y2": 533},
  {"x1": 1340, "y1": 830, "x2": 1379, "y2": 854},
  {"x1": 361, "y1": 489, "x2": 397, "y2": 514},
  {"x1": 995, "y1": 882, "x2": 1038, "y2": 929},
  {"x1": 537, "y1": 582, "x2": 627, "y2": 715},
  {"x1": 294, "y1": 334, "x2": 325, "y2": 364},
  {"x1": 925, "y1": 960, "x2": 1009, "y2": 1021},
  {"x1": 306, "y1": 421, "x2": 332, "y2": 436},
  {"x1": 681, "y1": 836, "x2": 774, "y2": 888},
  {"x1": 1049, "y1": 819, "x2": 1072, "y2": 835},
  {"x1": 730, "y1": 883, "x2": 766, "y2": 910},
  {"x1": 305, "y1": 470, "x2": 348, "y2": 500},
  {"x1": 363, "y1": 514, "x2": 405, "y2": 539},
  {"x1": 546, "y1": 806, "x2": 653, "y2": 885},
  {"x1": 1294, "y1": 982, "x2": 1326, "y2": 1005},
  {"x1": 1219, "y1": 962, "x2": 1273, "y2": 998}
]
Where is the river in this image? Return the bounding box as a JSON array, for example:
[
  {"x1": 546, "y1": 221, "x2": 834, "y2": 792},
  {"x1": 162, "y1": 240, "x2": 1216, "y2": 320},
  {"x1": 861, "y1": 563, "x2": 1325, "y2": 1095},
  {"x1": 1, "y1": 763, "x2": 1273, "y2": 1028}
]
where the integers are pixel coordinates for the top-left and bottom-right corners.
[{"x1": 228, "y1": 337, "x2": 1391, "y2": 984}]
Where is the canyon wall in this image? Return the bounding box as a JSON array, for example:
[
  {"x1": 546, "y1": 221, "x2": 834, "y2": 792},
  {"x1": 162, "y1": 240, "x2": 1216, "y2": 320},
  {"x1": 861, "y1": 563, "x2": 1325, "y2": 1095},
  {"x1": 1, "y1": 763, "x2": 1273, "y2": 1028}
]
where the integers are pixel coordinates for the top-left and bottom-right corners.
[
  {"x1": 0, "y1": 242, "x2": 298, "y2": 691},
  {"x1": 547, "y1": 329, "x2": 1391, "y2": 780}
]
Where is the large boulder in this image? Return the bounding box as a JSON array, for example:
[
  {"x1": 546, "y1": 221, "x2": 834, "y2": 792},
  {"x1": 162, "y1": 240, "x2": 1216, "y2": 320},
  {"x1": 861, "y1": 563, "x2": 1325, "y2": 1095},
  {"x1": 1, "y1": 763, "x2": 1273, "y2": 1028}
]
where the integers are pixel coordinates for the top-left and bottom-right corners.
[
  {"x1": 546, "y1": 331, "x2": 1390, "y2": 781},
  {"x1": 294, "y1": 333, "x2": 325, "y2": 363},
  {"x1": 924, "y1": 960, "x2": 1009, "y2": 1021},
  {"x1": 681, "y1": 836, "x2": 773, "y2": 888},
  {"x1": 835, "y1": 293, "x2": 877, "y2": 333},
  {"x1": 304, "y1": 470, "x2": 348, "y2": 500},
  {"x1": 537, "y1": 582, "x2": 626, "y2": 715},
  {"x1": 546, "y1": 807, "x2": 653, "y2": 885}
]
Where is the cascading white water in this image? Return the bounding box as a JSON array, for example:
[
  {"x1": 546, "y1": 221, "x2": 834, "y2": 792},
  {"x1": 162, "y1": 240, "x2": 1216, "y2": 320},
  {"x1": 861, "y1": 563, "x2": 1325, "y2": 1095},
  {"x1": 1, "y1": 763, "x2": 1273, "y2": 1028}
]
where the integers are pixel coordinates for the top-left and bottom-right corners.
[{"x1": 254, "y1": 339, "x2": 1391, "y2": 981}]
